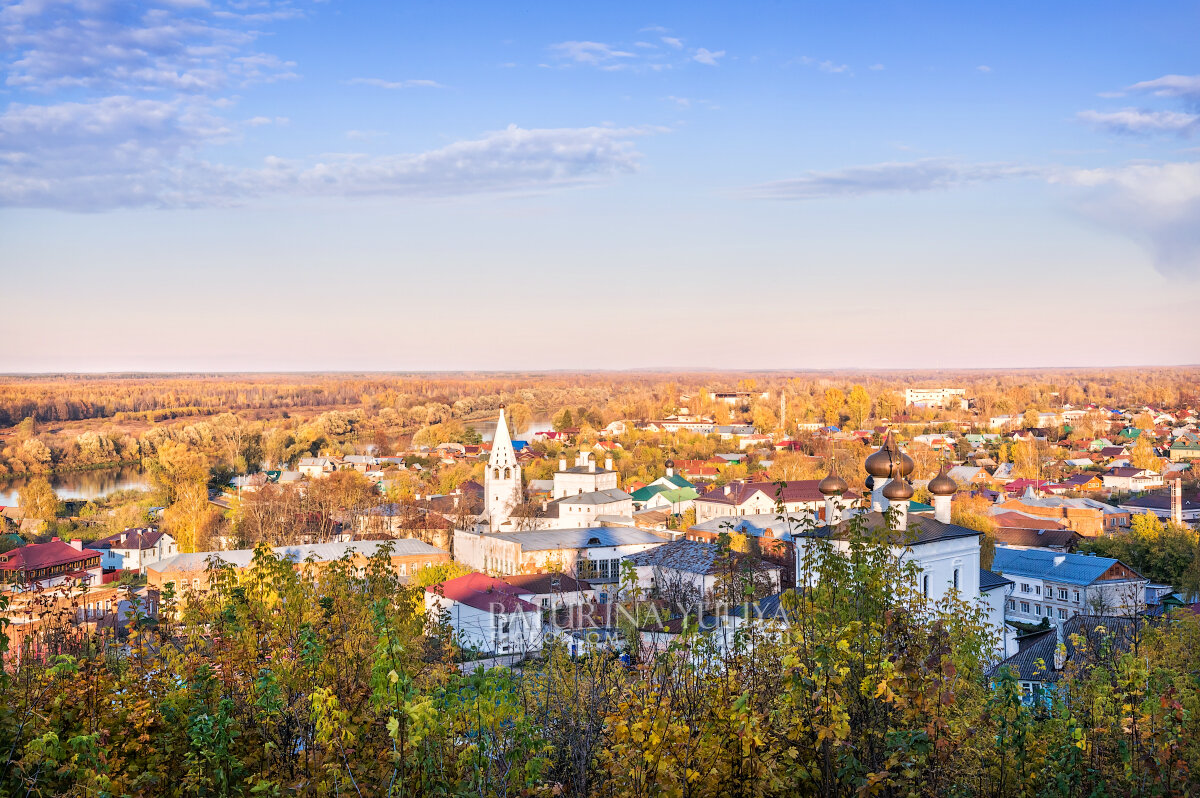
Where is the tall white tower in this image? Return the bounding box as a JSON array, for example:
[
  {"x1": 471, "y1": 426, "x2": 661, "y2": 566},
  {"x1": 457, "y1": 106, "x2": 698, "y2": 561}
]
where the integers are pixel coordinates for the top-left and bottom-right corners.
[{"x1": 485, "y1": 406, "x2": 522, "y2": 530}]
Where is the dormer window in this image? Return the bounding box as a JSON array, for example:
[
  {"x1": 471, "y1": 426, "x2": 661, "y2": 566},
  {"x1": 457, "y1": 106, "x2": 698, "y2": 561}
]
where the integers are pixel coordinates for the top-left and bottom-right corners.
[{"x1": 587, "y1": 537, "x2": 601, "y2": 546}]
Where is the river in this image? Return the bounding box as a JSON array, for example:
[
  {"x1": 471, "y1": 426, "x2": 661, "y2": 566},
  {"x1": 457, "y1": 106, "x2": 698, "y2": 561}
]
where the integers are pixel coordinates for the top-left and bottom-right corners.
[
  {"x1": 0, "y1": 463, "x2": 151, "y2": 506},
  {"x1": 465, "y1": 415, "x2": 555, "y2": 442}
]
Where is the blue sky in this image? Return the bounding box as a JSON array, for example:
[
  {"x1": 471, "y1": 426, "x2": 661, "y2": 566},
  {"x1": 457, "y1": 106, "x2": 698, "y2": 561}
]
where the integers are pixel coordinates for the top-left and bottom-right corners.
[{"x1": 2, "y1": 0, "x2": 1199, "y2": 371}]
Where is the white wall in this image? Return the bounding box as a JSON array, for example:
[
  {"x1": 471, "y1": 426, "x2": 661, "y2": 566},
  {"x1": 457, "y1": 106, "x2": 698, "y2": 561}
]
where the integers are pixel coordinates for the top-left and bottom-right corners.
[{"x1": 425, "y1": 592, "x2": 542, "y2": 655}]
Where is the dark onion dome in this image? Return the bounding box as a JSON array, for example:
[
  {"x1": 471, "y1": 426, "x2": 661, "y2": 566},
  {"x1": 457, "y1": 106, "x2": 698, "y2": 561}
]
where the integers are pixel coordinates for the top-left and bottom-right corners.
[
  {"x1": 865, "y1": 431, "x2": 911, "y2": 478},
  {"x1": 882, "y1": 476, "x2": 914, "y2": 502},
  {"x1": 929, "y1": 464, "x2": 958, "y2": 496},
  {"x1": 818, "y1": 471, "x2": 848, "y2": 496},
  {"x1": 864, "y1": 439, "x2": 895, "y2": 478},
  {"x1": 665, "y1": 458, "x2": 675, "y2": 469},
  {"x1": 865, "y1": 475, "x2": 875, "y2": 491}
]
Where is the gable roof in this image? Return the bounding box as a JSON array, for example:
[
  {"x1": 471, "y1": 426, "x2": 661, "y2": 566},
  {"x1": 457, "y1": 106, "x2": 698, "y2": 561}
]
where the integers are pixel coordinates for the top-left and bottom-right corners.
[
  {"x1": 91, "y1": 527, "x2": 165, "y2": 551},
  {"x1": 501, "y1": 572, "x2": 592, "y2": 594},
  {"x1": 487, "y1": 527, "x2": 667, "y2": 552},
  {"x1": 428, "y1": 572, "x2": 538, "y2": 614},
  {"x1": 992, "y1": 547, "x2": 1142, "y2": 586},
  {"x1": 623, "y1": 539, "x2": 778, "y2": 576},
  {"x1": 992, "y1": 526, "x2": 1083, "y2": 550}
]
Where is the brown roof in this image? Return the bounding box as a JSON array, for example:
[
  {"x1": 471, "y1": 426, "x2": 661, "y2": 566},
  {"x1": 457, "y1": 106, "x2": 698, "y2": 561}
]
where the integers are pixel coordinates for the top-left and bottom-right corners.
[
  {"x1": 91, "y1": 527, "x2": 165, "y2": 551},
  {"x1": 993, "y1": 526, "x2": 1082, "y2": 550},
  {"x1": 991, "y1": 512, "x2": 1068, "y2": 531}
]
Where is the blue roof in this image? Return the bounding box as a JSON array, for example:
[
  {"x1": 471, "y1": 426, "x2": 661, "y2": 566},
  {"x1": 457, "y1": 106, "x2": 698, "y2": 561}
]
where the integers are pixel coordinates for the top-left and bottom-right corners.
[
  {"x1": 512, "y1": 440, "x2": 529, "y2": 450},
  {"x1": 992, "y1": 547, "x2": 1139, "y2": 586}
]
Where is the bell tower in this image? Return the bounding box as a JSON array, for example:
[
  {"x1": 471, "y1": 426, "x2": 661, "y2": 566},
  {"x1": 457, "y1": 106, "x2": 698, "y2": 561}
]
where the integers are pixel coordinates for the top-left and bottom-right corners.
[{"x1": 484, "y1": 406, "x2": 522, "y2": 530}]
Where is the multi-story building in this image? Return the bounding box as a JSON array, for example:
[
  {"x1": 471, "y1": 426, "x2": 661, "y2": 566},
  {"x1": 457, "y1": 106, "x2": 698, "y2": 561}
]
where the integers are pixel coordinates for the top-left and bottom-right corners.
[
  {"x1": 993, "y1": 547, "x2": 1147, "y2": 625},
  {"x1": 904, "y1": 387, "x2": 967, "y2": 410}
]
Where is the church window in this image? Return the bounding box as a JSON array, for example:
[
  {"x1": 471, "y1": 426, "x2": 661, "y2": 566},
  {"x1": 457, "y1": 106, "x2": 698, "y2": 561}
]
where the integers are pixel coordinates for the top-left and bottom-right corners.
[
  {"x1": 953, "y1": 569, "x2": 960, "y2": 589},
  {"x1": 922, "y1": 575, "x2": 929, "y2": 597},
  {"x1": 494, "y1": 468, "x2": 500, "y2": 479},
  {"x1": 504, "y1": 467, "x2": 511, "y2": 479}
]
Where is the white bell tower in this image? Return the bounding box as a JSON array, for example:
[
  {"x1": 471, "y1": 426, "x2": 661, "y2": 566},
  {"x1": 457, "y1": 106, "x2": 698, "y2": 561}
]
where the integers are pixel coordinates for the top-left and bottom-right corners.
[{"x1": 485, "y1": 406, "x2": 522, "y2": 530}]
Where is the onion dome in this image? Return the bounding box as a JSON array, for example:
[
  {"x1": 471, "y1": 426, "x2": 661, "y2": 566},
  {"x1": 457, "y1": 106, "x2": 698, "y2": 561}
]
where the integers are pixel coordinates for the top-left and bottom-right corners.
[
  {"x1": 865, "y1": 431, "x2": 912, "y2": 478},
  {"x1": 882, "y1": 476, "x2": 914, "y2": 502},
  {"x1": 929, "y1": 464, "x2": 958, "y2": 496},
  {"x1": 818, "y1": 471, "x2": 848, "y2": 496},
  {"x1": 665, "y1": 459, "x2": 675, "y2": 469}
]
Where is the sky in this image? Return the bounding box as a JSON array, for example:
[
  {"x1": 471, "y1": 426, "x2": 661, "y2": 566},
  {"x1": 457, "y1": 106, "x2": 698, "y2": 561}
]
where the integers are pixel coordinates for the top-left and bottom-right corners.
[{"x1": 2, "y1": 0, "x2": 1199, "y2": 372}]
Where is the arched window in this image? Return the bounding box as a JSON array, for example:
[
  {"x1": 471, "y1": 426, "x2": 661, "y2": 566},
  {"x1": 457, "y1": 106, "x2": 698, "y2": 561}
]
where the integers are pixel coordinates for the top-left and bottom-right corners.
[
  {"x1": 504, "y1": 467, "x2": 511, "y2": 479},
  {"x1": 953, "y1": 568, "x2": 960, "y2": 590},
  {"x1": 493, "y1": 468, "x2": 500, "y2": 479},
  {"x1": 922, "y1": 575, "x2": 930, "y2": 598}
]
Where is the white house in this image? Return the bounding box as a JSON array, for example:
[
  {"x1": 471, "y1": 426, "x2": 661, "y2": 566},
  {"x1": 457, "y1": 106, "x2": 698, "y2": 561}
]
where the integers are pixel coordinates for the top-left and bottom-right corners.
[
  {"x1": 90, "y1": 528, "x2": 177, "y2": 573},
  {"x1": 501, "y1": 572, "x2": 596, "y2": 612},
  {"x1": 297, "y1": 457, "x2": 338, "y2": 478},
  {"x1": 425, "y1": 572, "x2": 542, "y2": 656},
  {"x1": 693, "y1": 480, "x2": 855, "y2": 524},
  {"x1": 1102, "y1": 467, "x2": 1164, "y2": 493}
]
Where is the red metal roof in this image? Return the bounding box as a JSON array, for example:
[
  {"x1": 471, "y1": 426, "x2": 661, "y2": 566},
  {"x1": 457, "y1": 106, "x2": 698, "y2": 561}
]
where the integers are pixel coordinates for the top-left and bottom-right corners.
[
  {"x1": 427, "y1": 572, "x2": 539, "y2": 614},
  {"x1": 0, "y1": 540, "x2": 101, "y2": 573}
]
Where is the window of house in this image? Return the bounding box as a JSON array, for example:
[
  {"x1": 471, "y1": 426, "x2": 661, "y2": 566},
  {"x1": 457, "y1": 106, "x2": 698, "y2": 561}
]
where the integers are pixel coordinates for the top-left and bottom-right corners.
[
  {"x1": 1059, "y1": 589, "x2": 1068, "y2": 600},
  {"x1": 922, "y1": 575, "x2": 929, "y2": 597},
  {"x1": 1074, "y1": 591, "x2": 1080, "y2": 602},
  {"x1": 1035, "y1": 585, "x2": 1041, "y2": 595},
  {"x1": 1021, "y1": 583, "x2": 1031, "y2": 593},
  {"x1": 397, "y1": 563, "x2": 406, "y2": 576},
  {"x1": 1034, "y1": 604, "x2": 1041, "y2": 614},
  {"x1": 953, "y1": 569, "x2": 960, "y2": 589},
  {"x1": 1058, "y1": 609, "x2": 1067, "y2": 619},
  {"x1": 1008, "y1": 600, "x2": 1016, "y2": 610},
  {"x1": 541, "y1": 598, "x2": 549, "y2": 609},
  {"x1": 1021, "y1": 601, "x2": 1030, "y2": 613}
]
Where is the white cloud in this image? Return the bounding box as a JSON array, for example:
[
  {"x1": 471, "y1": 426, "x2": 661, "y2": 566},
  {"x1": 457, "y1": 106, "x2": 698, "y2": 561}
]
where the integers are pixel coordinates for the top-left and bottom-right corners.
[
  {"x1": 1054, "y1": 161, "x2": 1200, "y2": 277},
  {"x1": 795, "y1": 56, "x2": 852, "y2": 75},
  {"x1": 1127, "y1": 74, "x2": 1200, "y2": 100},
  {"x1": 661, "y1": 36, "x2": 683, "y2": 49},
  {"x1": 869, "y1": 63, "x2": 885, "y2": 71},
  {"x1": 977, "y1": 65, "x2": 992, "y2": 73},
  {"x1": 742, "y1": 158, "x2": 1038, "y2": 199},
  {"x1": 0, "y1": 0, "x2": 298, "y2": 92},
  {"x1": 547, "y1": 40, "x2": 636, "y2": 66},
  {"x1": 346, "y1": 77, "x2": 445, "y2": 89},
  {"x1": 1077, "y1": 108, "x2": 1198, "y2": 136},
  {"x1": 692, "y1": 47, "x2": 724, "y2": 66},
  {"x1": 0, "y1": 113, "x2": 651, "y2": 210}
]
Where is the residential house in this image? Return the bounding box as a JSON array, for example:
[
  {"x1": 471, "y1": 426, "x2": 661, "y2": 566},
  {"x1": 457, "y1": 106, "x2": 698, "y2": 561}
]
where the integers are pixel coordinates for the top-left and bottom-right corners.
[
  {"x1": 993, "y1": 547, "x2": 1147, "y2": 625},
  {"x1": 425, "y1": 572, "x2": 542, "y2": 656},
  {"x1": 994, "y1": 493, "x2": 1130, "y2": 536},
  {"x1": 89, "y1": 528, "x2": 177, "y2": 573},
  {"x1": 623, "y1": 539, "x2": 783, "y2": 606},
  {"x1": 1169, "y1": 434, "x2": 1200, "y2": 462},
  {"x1": 297, "y1": 457, "x2": 338, "y2": 478},
  {"x1": 693, "y1": 479, "x2": 858, "y2": 524},
  {"x1": 1102, "y1": 467, "x2": 1164, "y2": 493},
  {"x1": 0, "y1": 539, "x2": 103, "y2": 590},
  {"x1": 501, "y1": 572, "x2": 595, "y2": 612}
]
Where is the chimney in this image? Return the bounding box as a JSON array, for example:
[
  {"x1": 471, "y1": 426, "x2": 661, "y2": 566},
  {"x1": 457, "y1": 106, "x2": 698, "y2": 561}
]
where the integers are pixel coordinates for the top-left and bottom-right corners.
[
  {"x1": 723, "y1": 485, "x2": 731, "y2": 496},
  {"x1": 934, "y1": 494, "x2": 952, "y2": 524},
  {"x1": 69, "y1": 539, "x2": 83, "y2": 551},
  {"x1": 1171, "y1": 478, "x2": 1183, "y2": 526},
  {"x1": 604, "y1": 457, "x2": 613, "y2": 472}
]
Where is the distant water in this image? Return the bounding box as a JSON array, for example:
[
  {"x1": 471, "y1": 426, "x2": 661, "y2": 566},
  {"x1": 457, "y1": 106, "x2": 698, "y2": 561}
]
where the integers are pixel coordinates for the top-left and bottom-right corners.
[
  {"x1": 0, "y1": 463, "x2": 150, "y2": 506},
  {"x1": 465, "y1": 416, "x2": 555, "y2": 442}
]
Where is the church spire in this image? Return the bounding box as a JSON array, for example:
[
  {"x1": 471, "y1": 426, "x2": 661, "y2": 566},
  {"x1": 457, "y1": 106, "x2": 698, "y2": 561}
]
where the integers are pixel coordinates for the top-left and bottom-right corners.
[{"x1": 489, "y1": 405, "x2": 516, "y2": 469}]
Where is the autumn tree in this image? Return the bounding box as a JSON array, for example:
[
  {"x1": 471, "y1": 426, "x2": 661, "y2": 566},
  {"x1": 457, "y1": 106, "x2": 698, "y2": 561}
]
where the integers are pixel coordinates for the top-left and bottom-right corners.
[
  {"x1": 19, "y1": 477, "x2": 59, "y2": 525},
  {"x1": 822, "y1": 387, "x2": 845, "y2": 427},
  {"x1": 846, "y1": 384, "x2": 871, "y2": 430}
]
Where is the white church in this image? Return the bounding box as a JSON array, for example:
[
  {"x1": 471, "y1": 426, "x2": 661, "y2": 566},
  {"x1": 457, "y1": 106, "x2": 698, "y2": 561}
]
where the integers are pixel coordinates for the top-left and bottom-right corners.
[{"x1": 483, "y1": 407, "x2": 634, "y2": 532}]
